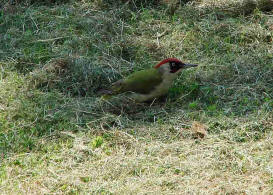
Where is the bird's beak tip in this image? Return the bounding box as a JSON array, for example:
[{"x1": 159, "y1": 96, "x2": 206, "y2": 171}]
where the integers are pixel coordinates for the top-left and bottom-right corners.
[{"x1": 184, "y1": 63, "x2": 198, "y2": 68}]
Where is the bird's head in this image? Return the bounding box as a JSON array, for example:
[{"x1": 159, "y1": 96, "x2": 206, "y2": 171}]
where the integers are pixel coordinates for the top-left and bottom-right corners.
[{"x1": 154, "y1": 58, "x2": 198, "y2": 74}]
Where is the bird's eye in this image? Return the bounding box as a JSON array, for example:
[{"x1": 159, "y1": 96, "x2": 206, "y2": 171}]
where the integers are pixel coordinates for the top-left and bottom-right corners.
[{"x1": 171, "y1": 62, "x2": 175, "y2": 67}]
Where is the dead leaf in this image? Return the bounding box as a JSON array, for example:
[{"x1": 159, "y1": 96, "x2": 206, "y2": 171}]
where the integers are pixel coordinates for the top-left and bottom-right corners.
[{"x1": 190, "y1": 121, "x2": 208, "y2": 138}]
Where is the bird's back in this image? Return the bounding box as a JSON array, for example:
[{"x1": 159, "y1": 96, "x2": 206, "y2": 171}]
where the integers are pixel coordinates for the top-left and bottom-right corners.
[{"x1": 113, "y1": 68, "x2": 163, "y2": 95}]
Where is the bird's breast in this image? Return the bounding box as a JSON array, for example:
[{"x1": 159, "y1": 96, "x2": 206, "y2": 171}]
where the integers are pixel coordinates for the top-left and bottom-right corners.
[{"x1": 149, "y1": 75, "x2": 176, "y2": 97}]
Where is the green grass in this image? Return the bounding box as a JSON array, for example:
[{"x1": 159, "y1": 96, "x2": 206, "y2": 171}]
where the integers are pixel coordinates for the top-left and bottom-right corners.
[{"x1": 0, "y1": 0, "x2": 273, "y2": 194}]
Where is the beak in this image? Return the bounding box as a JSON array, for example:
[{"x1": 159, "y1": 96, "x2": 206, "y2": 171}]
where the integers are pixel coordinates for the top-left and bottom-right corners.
[{"x1": 183, "y1": 63, "x2": 198, "y2": 69}]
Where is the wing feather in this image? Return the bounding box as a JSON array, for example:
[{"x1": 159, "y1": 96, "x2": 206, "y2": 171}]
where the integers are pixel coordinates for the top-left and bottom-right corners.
[{"x1": 119, "y1": 68, "x2": 163, "y2": 94}]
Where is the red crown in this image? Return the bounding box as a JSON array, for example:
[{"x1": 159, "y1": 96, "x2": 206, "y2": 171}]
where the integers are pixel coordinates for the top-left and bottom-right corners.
[{"x1": 154, "y1": 58, "x2": 182, "y2": 68}]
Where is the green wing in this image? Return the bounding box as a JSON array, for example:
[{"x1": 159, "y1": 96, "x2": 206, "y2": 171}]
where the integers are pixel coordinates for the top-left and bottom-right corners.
[{"x1": 119, "y1": 68, "x2": 163, "y2": 94}]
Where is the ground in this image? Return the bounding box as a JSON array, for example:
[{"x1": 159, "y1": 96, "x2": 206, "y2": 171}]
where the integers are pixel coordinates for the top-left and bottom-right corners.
[{"x1": 0, "y1": 0, "x2": 272, "y2": 194}]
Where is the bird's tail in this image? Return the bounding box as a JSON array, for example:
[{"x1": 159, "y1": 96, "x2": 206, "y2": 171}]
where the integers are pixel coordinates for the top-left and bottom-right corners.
[
  {"x1": 98, "y1": 80, "x2": 122, "y2": 101},
  {"x1": 97, "y1": 88, "x2": 114, "y2": 101}
]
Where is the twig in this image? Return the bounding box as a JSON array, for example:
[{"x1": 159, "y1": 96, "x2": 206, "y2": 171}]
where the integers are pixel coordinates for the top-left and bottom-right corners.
[
  {"x1": 154, "y1": 30, "x2": 167, "y2": 38},
  {"x1": 30, "y1": 14, "x2": 39, "y2": 32},
  {"x1": 33, "y1": 36, "x2": 70, "y2": 43},
  {"x1": 155, "y1": 30, "x2": 167, "y2": 47},
  {"x1": 175, "y1": 88, "x2": 195, "y2": 103},
  {"x1": 149, "y1": 98, "x2": 157, "y2": 108}
]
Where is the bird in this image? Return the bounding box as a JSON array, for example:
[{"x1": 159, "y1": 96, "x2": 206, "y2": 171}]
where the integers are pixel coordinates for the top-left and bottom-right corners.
[{"x1": 102, "y1": 58, "x2": 198, "y2": 102}]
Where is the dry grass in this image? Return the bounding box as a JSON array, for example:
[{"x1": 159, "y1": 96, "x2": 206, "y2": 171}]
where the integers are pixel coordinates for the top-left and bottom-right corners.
[{"x1": 2, "y1": 125, "x2": 273, "y2": 194}]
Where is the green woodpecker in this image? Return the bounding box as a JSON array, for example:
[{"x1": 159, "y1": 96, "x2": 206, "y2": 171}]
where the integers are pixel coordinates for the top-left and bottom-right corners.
[{"x1": 104, "y1": 58, "x2": 198, "y2": 102}]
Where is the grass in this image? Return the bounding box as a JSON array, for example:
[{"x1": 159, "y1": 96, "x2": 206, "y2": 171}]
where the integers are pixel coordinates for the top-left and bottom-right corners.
[{"x1": 0, "y1": 0, "x2": 273, "y2": 194}]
